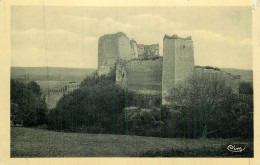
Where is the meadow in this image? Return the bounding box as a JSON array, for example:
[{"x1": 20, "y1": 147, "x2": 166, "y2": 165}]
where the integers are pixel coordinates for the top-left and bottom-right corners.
[{"x1": 11, "y1": 127, "x2": 253, "y2": 157}]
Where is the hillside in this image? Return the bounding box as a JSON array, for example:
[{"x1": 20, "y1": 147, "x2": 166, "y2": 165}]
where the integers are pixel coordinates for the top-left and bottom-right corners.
[
  {"x1": 221, "y1": 68, "x2": 253, "y2": 82},
  {"x1": 11, "y1": 67, "x2": 96, "y2": 91},
  {"x1": 11, "y1": 67, "x2": 96, "y2": 81},
  {"x1": 11, "y1": 67, "x2": 253, "y2": 82}
]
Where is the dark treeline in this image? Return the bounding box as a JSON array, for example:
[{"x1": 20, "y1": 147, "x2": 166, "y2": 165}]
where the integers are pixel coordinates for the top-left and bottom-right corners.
[{"x1": 11, "y1": 68, "x2": 253, "y2": 139}]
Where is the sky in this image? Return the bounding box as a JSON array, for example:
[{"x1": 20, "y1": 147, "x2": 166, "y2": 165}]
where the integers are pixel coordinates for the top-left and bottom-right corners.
[{"x1": 11, "y1": 6, "x2": 252, "y2": 69}]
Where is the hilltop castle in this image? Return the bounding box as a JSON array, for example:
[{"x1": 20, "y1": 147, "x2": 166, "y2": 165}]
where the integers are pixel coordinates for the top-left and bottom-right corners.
[
  {"x1": 44, "y1": 32, "x2": 240, "y2": 109},
  {"x1": 97, "y1": 32, "x2": 240, "y2": 104}
]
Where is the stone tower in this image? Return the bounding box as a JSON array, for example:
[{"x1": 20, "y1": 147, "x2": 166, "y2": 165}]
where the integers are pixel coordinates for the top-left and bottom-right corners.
[
  {"x1": 98, "y1": 32, "x2": 133, "y2": 75},
  {"x1": 162, "y1": 34, "x2": 194, "y2": 104}
]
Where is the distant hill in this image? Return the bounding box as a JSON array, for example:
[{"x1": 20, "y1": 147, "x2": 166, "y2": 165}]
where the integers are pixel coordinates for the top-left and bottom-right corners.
[
  {"x1": 11, "y1": 67, "x2": 96, "y2": 82},
  {"x1": 11, "y1": 67, "x2": 253, "y2": 82},
  {"x1": 221, "y1": 68, "x2": 253, "y2": 82},
  {"x1": 11, "y1": 67, "x2": 96, "y2": 91}
]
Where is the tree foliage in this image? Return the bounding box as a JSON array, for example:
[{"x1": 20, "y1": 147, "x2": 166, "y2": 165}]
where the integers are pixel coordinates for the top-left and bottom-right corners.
[
  {"x1": 239, "y1": 82, "x2": 253, "y2": 94},
  {"x1": 11, "y1": 79, "x2": 47, "y2": 126},
  {"x1": 166, "y1": 70, "x2": 253, "y2": 138},
  {"x1": 47, "y1": 69, "x2": 134, "y2": 134}
]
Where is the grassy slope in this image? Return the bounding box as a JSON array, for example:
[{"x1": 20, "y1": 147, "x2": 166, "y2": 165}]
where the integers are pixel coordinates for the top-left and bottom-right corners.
[{"x1": 11, "y1": 127, "x2": 253, "y2": 157}]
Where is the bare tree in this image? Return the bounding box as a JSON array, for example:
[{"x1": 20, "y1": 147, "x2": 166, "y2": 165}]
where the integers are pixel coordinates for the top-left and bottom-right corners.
[{"x1": 166, "y1": 69, "x2": 235, "y2": 138}]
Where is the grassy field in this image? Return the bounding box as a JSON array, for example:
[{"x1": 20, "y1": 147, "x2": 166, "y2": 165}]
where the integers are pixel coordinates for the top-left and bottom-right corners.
[{"x1": 11, "y1": 127, "x2": 253, "y2": 157}]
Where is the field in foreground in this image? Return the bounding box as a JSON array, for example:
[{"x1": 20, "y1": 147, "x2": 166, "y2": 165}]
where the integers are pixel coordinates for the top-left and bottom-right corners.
[{"x1": 11, "y1": 127, "x2": 253, "y2": 157}]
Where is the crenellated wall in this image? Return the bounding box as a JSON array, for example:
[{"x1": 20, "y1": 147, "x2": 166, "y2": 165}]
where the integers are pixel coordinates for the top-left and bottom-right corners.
[{"x1": 44, "y1": 83, "x2": 80, "y2": 109}]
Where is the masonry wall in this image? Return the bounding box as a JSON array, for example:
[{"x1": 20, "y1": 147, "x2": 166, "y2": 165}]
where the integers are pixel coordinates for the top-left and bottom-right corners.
[
  {"x1": 130, "y1": 40, "x2": 138, "y2": 58},
  {"x1": 118, "y1": 35, "x2": 133, "y2": 61},
  {"x1": 162, "y1": 38, "x2": 176, "y2": 104},
  {"x1": 174, "y1": 39, "x2": 194, "y2": 83},
  {"x1": 162, "y1": 36, "x2": 194, "y2": 104},
  {"x1": 98, "y1": 34, "x2": 118, "y2": 74},
  {"x1": 117, "y1": 57, "x2": 163, "y2": 94},
  {"x1": 44, "y1": 83, "x2": 80, "y2": 109},
  {"x1": 137, "y1": 44, "x2": 159, "y2": 59},
  {"x1": 98, "y1": 32, "x2": 133, "y2": 75},
  {"x1": 116, "y1": 60, "x2": 128, "y2": 88}
]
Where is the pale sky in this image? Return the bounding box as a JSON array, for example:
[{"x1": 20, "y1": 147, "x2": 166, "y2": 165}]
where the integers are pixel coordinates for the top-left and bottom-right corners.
[{"x1": 11, "y1": 6, "x2": 252, "y2": 69}]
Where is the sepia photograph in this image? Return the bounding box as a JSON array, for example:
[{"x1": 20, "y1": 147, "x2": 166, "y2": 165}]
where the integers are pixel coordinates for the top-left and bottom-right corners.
[{"x1": 10, "y1": 6, "x2": 253, "y2": 157}]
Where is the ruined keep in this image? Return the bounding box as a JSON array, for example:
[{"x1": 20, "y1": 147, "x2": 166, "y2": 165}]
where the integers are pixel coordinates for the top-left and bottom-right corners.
[{"x1": 97, "y1": 32, "x2": 240, "y2": 105}]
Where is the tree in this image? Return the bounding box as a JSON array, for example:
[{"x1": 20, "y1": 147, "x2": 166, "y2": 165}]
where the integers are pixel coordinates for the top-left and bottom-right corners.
[
  {"x1": 166, "y1": 70, "x2": 238, "y2": 138},
  {"x1": 239, "y1": 82, "x2": 253, "y2": 94},
  {"x1": 47, "y1": 69, "x2": 134, "y2": 134},
  {"x1": 11, "y1": 79, "x2": 47, "y2": 126}
]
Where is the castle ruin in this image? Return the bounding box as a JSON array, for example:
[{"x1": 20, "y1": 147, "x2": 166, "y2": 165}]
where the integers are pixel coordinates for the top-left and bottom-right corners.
[
  {"x1": 98, "y1": 32, "x2": 240, "y2": 105},
  {"x1": 43, "y1": 32, "x2": 241, "y2": 108}
]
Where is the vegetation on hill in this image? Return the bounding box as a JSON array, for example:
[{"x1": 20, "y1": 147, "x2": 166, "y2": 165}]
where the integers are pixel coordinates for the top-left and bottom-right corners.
[
  {"x1": 11, "y1": 65, "x2": 253, "y2": 140},
  {"x1": 45, "y1": 67, "x2": 253, "y2": 139},
  {"x1": 195, "y1": 65, "x2": 221, "y2": 71}
]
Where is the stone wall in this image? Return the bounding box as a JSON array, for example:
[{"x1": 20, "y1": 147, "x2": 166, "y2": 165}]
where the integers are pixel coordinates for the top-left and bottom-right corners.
[
  {"x1": 44, "y1": 83, "x2": 80, "y2": 109},
  {"x1": 98, "y1": 33, "x2": 118, "y2": 74},
  {"x1": 118, "y1": 34, "x2": 133, "y2": 61},
  {"x1": 116, "y1": 60, "x2": 128, "y2": 88},
  {"x1": 98, "y1": 32, "x2": 133, "y2": 75},
  {"x1": 130, "y1": 40, "x2": 138, "y2": 58},
  {"x1": 116, "y1": 57, "x2": 163, "y2": 94},
  {"x1": 162, "y1": 35, "x2": 194, "y2": 104},
  {"x1": 137, "y1": 44, "x2": 159, "y2": 59}
]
